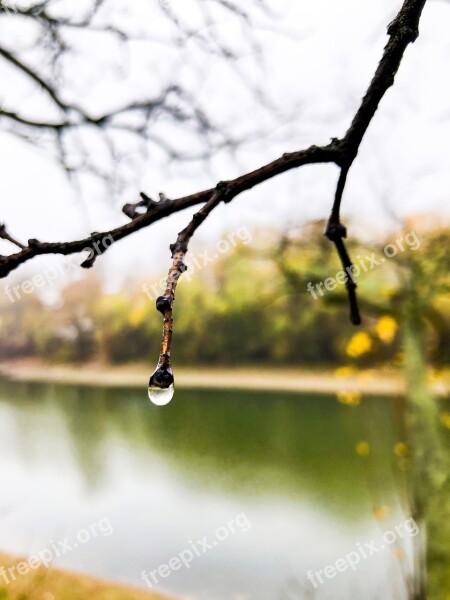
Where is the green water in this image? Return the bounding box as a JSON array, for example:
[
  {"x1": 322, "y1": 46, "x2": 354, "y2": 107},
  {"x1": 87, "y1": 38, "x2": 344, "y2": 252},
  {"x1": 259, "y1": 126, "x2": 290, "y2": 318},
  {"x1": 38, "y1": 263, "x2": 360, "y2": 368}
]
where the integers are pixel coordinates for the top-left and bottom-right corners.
[{"x1": 0, "y1": 379, "x2": 414, "y2": 599}]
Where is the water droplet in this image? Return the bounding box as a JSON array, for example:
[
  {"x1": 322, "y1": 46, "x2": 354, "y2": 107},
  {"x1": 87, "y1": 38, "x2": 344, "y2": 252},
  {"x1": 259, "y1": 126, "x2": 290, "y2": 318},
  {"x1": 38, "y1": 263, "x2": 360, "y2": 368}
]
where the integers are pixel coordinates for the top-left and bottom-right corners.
[
  {"x1": 148, "y1": 366, "x2": 174, "y2": 406},
  {"x1": 148, "y1": 383, "x2": 174, "y2": 406}
]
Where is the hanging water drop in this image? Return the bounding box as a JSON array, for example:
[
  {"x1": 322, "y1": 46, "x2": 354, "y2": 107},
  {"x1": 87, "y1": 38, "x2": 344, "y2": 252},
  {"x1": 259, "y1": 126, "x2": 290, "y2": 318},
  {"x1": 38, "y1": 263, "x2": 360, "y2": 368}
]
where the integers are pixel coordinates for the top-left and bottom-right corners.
[
  {"x1": 148, "y1": 383, "x2": 174, "y2": 406},
  {"x1": 148, "y1": 365, "x2": 174, "y2": 406}
]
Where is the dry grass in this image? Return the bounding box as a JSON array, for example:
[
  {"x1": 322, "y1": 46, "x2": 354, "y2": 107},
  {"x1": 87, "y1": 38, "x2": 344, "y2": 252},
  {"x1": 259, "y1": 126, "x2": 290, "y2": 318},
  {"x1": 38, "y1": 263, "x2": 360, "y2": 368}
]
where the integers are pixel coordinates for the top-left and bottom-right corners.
[{"x1": 0, "y1": 553, "x2": 168, "y2": 600}]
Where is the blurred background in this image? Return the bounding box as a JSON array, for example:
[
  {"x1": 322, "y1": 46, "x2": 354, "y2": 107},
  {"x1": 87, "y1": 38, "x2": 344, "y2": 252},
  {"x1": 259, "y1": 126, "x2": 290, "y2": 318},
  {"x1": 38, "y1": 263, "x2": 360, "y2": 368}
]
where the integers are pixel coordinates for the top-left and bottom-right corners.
[{"x1": 0, "y1": 0, "x2": 449, "y2": 599}]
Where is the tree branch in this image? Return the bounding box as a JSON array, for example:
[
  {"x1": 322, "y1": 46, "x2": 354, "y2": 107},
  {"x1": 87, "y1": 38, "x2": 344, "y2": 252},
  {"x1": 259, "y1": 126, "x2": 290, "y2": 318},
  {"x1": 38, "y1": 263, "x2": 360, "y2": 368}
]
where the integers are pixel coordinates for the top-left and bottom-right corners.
[
  {"x1": 0, "y1": 0, "x2": 428, "y2": 368},
  {"x1": 153, "y1": 0, "x2": 428, "y2": 362},
  {"x1": 0, "y1": 143, "x2": 337, "y2": 278},
  {"x1": 325, "y1": 0, "x2": 427, "y2": 324},
  {"x1": 0, "y1": 224, "x2": 26, "y2": 250},
  {"x1": 153, "y1": 188, "x2": 224, "y2": 377},
  {"x1": 0, "y1": 0, "x2": 275, "y2": 187},
  {"x1": 0, "y1": 46, "x2": 67, "y2": 112}
]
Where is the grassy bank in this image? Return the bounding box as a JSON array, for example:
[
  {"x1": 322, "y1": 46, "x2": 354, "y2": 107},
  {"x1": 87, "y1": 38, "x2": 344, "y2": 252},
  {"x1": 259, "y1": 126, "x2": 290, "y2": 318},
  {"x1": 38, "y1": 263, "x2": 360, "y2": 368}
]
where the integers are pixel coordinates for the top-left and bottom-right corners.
[
  {"x1": 1, "y1": 358, "x2": 449, "y2": 396},
  {"x1": 0, "y1": 552, "x2": 167, "y2": 600}
]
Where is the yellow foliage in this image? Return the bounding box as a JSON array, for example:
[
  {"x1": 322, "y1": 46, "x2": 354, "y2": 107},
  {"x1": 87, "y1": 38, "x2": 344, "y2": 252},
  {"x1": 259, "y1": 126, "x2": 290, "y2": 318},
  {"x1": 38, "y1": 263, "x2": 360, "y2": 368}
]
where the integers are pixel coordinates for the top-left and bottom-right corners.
[
  {"x1": 335, "y1": 366, "x2": 357, "y2": 378},
  {"x1": 440, "y1": 413, "x2": 450, "y2": 429},
  {"x1": 346, "y1": 332, "x2": 373, "y2": 357},
  {"x1": 394, "y1": 442, "x2": 409, "y2": 457},
  {"x1": 356, "y1": 441, "x2": 370, "y2": 457},
  {"x1": 336, "y1": 391, "x2": 361, "y2": 406},
  {"x1": 375, "y1": 316, "x2": 398, "y2": 344},
  {"x1": 380, "y1": 286, "x2": 396, "y2": 299},
  {"x1": 129, "y1": 303, "x2": 149, "y2": 328},
  {"x1": 373, "y1": 505, "x2": 390, "y2": 521},
  {"x1": 429, "y1": 368, "x2": 445, "y2": 383}
]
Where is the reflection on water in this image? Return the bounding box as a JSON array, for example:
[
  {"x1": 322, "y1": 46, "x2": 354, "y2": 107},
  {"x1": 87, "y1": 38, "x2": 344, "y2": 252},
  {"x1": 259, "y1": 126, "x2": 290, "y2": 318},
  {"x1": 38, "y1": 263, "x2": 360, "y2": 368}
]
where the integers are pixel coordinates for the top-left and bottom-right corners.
[{"x1": 0, "y1": 379, "x2": 412, "y2": 599}]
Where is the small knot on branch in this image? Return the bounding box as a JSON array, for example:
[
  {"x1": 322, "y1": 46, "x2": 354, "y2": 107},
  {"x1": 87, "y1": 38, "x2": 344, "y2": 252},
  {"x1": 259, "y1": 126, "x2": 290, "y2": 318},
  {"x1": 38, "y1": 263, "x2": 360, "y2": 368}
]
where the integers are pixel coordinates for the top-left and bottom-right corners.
[
  {"x1": 0, "y1": 224, "x2": 26, "y2": 249},
  {"x1": 122, "y1": 203, "x2": 140, "y2": 220},
  {"x1": 80, "y1": 232, "x2": 112, "y2": 269},
  {"x1": 27, "y1": 238, "x2": 41, "y2": 248},
  {"x1": 192, "y1": 213, "x2": 204, "y2": 224},
  {"x1": 169, "y1": 241, "x2": 187, "y2": 256},
  {"x1": 156, "y1": 295, "x2": 172, "y2": 314},
  {"x1": 387, "y1": 18, "x2": 419, "y2": 42},
  {"x1": 324, "y1": 218, "x2": 361, "y2": 326},
  {"x1": 216, "y1": 180, "x2": 232, "y2": 203},
  {"x1": 325, "y1": 220, "x2": 347, "y2": 241},
  {"x1": 123, "y1": 191, "x2": 170, "y2": 220},
  {"x1": 80, "y1": 255, "x2": 96, "y2": 269},
  {"x1": 329, "y1": 137, "x2": 344, "y2": 157},
  {"x1": 140, "y1": 192, "x2": 158, "y2": 207},
  {"x1": 80, "y1": 241, "x2": 98, "y2": 268}
]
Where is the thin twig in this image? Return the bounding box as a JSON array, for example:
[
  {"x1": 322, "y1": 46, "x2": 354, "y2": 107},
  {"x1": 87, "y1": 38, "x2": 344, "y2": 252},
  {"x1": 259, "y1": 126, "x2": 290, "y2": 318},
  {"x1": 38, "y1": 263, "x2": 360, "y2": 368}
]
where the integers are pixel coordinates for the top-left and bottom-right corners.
[
  {"x1": 0, "y1": 143, "x2": 337, "y2": 278},
  {"x1": 0, "y1": 0, "x2": 429, "y2": 344},
  {"x1": 325, "y1": 0, "x2": 427, "y2": 323},
  {"x1": 0, "y1": 224, "x2": 26, "y2": 250},
  {"x1": 155, "y1": 188, "x2": 224, "y2": 370}
]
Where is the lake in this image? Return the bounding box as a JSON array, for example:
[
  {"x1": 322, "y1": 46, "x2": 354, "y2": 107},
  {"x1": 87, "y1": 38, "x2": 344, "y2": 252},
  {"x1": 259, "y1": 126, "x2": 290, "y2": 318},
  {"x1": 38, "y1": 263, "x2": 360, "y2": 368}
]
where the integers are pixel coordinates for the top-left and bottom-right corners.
[{"x1": 0, "y1": 379, "x2": 416, "y2": 599}]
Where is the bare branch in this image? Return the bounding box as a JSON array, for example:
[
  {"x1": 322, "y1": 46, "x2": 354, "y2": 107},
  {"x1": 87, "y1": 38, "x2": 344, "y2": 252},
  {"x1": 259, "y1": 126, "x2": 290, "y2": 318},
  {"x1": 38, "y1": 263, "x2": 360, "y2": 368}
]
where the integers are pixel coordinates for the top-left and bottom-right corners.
[
  {"x1": 0, "y1": 0, "x2": 429, "y2": 368},
  {"x1": 0, "y1": 142, "x2": 337, "y2": 278},
  {"x1": 325, "y1": 0, "x2": 427, "y2": 325},
  {"x1": 0, "y1": 224, "x2": 26, "y2": 250},
  {"x1": 0, "y1": 45, "x2": 67, "y2": 112},
  {"x1": 152, "y1": 0, "x2": 428, "y2": 360},
  {"x1": 154, "y1": 188, "x2": 224, "y2": 373},
  {"x1": 0, "y1": 0, "x2": 275, "y2": 190}
]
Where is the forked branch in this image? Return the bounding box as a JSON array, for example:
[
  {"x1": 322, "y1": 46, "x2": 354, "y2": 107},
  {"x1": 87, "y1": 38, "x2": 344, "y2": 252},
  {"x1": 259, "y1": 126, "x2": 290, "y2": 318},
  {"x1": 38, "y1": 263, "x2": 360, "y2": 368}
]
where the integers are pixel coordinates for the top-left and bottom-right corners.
[{"x1": 0, "y1": 0, "x2": 428, "y2": 365}]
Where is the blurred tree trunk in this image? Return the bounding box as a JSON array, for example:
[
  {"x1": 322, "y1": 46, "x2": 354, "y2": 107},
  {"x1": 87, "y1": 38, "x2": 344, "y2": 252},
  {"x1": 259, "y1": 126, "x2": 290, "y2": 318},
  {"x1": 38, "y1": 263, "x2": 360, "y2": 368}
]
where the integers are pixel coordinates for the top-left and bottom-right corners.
[{"x1": 403, "y1": 284, "x2": 446, "y2": 600}]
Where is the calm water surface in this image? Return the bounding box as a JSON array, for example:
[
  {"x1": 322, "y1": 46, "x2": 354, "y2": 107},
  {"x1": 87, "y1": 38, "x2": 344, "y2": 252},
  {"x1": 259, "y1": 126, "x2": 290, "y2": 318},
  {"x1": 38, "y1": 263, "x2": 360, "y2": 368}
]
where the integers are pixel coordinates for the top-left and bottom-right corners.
[{"x1": 0, "y1": 379, "x2": 413, "y2": 599}]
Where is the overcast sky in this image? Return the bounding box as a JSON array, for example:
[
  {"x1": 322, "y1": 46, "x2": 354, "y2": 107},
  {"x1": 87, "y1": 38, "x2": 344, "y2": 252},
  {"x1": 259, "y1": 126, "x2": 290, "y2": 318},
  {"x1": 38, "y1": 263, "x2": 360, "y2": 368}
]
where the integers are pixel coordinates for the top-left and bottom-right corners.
[{"x1": 0, "y1": 0, "x2": 449, "y2": 291}]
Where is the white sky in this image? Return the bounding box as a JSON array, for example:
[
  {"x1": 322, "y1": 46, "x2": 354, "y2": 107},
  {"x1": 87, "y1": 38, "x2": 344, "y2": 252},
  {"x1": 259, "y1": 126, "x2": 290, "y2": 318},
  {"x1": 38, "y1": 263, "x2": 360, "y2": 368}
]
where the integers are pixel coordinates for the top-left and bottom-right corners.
[{"x1": 0, "y1": 0, "x2": 449, "y2": 290}]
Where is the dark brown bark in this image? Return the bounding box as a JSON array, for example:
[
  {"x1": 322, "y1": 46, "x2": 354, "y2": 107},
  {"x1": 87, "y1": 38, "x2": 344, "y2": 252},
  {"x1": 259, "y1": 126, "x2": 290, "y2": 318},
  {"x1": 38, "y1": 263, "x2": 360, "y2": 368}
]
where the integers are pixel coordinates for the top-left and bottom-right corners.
[{"x1": 0, "y1": 0, "x2": 428, "y2": 352}]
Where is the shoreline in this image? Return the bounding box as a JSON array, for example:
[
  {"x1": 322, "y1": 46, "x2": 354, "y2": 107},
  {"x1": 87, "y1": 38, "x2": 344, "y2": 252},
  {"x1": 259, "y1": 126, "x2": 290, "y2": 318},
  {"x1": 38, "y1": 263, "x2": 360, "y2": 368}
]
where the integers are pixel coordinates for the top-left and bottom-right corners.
[
  {"x1": 1, "y1": 359, "x2": 449, "y2": 396},
  {"x1": 0, "y1": 551, "x2": 169, "y2": 600}
]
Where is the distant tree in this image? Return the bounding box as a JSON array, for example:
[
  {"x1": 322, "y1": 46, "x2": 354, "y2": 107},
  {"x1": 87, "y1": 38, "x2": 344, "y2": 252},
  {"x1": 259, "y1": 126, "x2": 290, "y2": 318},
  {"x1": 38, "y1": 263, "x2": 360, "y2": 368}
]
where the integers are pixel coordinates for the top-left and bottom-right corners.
[{"x1": 0, "y1": 0, "x2": 428, "y2": 357}]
